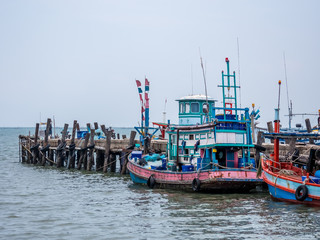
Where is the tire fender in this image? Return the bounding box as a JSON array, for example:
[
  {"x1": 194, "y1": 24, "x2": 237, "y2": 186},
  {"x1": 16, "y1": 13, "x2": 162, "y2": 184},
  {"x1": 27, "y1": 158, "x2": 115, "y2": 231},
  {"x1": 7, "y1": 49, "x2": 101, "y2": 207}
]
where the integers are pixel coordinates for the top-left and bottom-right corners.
[
  {"x1": 295, "y1": 185, "x2": 308, "y2": 201},
  {"x1": 147, "y1": 175, "x2": 155, "y2": 189},
  {"x1": 192, "y1": 178, "x2": 201, "y2": 192}
]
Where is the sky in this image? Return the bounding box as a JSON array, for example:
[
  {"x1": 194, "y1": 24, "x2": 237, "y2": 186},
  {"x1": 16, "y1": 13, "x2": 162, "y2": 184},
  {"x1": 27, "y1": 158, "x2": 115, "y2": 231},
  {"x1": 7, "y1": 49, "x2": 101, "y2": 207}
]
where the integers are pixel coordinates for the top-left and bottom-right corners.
[{"x1": 0, "y1": 0, "x2": 319, "y2": 129}]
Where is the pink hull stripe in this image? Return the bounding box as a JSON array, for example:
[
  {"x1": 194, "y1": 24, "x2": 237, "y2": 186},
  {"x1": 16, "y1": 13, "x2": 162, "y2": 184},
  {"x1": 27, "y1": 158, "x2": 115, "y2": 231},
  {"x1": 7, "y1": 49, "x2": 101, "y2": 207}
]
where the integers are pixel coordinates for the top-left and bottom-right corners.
[{"x1": 127, "y1": 161, "x2": 262, "y2": 184}]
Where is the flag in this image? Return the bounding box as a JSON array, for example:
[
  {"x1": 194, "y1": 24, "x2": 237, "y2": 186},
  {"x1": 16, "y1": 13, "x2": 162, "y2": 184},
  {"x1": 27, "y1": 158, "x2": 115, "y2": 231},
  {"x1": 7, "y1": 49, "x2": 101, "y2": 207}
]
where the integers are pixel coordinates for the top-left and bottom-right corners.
[
  {"x1": 145, "y1": 78, "x2": 150, "y2": 91},
  {"x1": 136, "y1": 80, "x2": 141, "y2": 87}
]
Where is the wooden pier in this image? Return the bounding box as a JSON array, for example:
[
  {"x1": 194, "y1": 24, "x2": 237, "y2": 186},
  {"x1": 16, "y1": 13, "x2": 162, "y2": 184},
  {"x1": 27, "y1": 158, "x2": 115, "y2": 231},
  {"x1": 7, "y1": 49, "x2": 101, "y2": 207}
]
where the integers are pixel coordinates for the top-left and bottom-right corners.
[
  {"x1": 19, "y1": 119, "x2": 167, "y2": 174},
  {"x1": 18, "y1": 118, "x2": 320, "y2": 174}
]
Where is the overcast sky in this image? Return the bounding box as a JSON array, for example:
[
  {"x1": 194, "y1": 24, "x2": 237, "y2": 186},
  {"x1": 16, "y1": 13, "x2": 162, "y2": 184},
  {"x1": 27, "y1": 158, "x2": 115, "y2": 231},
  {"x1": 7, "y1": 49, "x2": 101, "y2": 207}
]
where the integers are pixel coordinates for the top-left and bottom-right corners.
[{"x1": 0, "y1": 0, "x2": 319, "y2": 129}]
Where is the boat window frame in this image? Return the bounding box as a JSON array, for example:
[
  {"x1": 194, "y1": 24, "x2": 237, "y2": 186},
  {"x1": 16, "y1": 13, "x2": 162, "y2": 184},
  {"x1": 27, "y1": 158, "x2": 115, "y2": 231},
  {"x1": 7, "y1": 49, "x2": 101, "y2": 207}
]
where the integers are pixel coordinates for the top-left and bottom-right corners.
[
  {"x1": 191, "y1": 102, "x2": 200, "y2": 113},
  {"x1": 185, "y1": 102, "x2": 190, "y2": 113},
  {"x1": 180, "y1": 102, "x2": 185, "y2": 113},
  {"x1": 200, "y1": 134, "x2": 206, "y2": 139},
  {"x1": 172, "y1": 135, "x2": 176, "y2": 144},
  {"x1": 203, "y1": 102, "x2": 209, "y2": 113}
]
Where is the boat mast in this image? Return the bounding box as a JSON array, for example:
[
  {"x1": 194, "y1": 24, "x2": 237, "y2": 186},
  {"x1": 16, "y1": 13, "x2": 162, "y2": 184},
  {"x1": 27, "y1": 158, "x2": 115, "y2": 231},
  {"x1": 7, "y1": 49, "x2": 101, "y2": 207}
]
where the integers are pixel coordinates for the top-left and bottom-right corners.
[
  {"x1": 283, "y1": 52, "x2": 292, "y2": 129},
  {"x1": 218, "y1": 58, "x2": 239, "y2": 116},
  {"x1": 199, "y1": 50, "x2": 209, "y2": 121},
  {"x1": 144, "y1": 77, "x2": 150, "y2": 132},
  {"x1": 274, "y1": 80, "x2": 281, "y2": 169}
]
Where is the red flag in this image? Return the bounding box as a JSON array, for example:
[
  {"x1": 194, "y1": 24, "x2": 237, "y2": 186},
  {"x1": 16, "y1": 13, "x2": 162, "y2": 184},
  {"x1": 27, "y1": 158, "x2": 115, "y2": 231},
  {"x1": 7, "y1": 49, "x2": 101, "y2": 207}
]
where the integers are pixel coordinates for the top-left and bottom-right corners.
[{"x1": 136, "y1": 80, "x2": 141, "y2": 87}]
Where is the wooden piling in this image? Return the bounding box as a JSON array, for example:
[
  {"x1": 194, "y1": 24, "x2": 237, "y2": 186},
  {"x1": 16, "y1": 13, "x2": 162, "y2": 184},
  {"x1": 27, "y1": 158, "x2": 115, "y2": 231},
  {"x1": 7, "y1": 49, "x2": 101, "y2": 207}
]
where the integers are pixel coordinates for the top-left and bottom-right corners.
[
  {"x1": 87, "y1": 128, "x2": 95, "y2": 171},
  {"x1": 101, "y1": 125, "x2": 112, "y2": 173},
  {"x1": 305, "y1": 118, "x2": 314, "y2": 144},
  {"x1": 255, "y1": 131, "x2": 264, "y2": 167},
  {"x1": 96, "y1": 150, "x2": 104, "y2": 171},
  {"x1": 267, "y1": 121, "x2": 274, "y2": 143},
  {"x1": 56, "y1": 123, "x2": 68, "y2": 168},
  {"x1": 49, "y1": 149, "x2": 54, "y2": 166},
  {"x1": 32, "y1": 123, "x2": 40, "y2": 164},
  {"x1": 67, "y1": 120, "x2": 77, "y2": 169},
  {"x1": 41, "y1": 119, "x2": 52, "y2": 166},
  {"x1": 77, "y1": 131, "x2": 90, "y2": 170},
  {"x1": 110, "y1": 153, "x2": 117, "y2": 172},
  {"x1": 120, "y1": 131, "x2": 136, "y2": 174},
  {"x1": 20, "y1": 137, "x2": 27, "y2": 163}
]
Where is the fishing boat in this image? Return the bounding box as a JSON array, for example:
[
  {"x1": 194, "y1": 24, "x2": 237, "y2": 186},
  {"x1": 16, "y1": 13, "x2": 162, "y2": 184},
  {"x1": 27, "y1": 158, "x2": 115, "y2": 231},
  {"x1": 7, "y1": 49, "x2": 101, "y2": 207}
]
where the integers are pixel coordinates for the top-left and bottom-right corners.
[
  {"x1": 262, "y1": 81, "x2": 320, "y2": 205},
  {"x1": 128, "y1": 58, "x2": 264, "y2": 192}
]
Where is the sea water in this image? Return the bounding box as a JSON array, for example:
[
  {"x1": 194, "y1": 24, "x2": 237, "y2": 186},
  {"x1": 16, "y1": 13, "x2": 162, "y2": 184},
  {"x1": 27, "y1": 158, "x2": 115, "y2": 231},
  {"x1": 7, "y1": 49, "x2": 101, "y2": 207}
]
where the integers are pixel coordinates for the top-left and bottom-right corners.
[{"x1": 0, "y1": 128, "x2": 319, "y2": 240}]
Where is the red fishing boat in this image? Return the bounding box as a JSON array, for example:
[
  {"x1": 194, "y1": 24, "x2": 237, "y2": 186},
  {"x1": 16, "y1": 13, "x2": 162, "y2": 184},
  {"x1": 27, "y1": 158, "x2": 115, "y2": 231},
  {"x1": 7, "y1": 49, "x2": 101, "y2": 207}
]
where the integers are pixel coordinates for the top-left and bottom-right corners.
[{"x1": 262, "y1": 81, "x2": 320, "y2": 205}]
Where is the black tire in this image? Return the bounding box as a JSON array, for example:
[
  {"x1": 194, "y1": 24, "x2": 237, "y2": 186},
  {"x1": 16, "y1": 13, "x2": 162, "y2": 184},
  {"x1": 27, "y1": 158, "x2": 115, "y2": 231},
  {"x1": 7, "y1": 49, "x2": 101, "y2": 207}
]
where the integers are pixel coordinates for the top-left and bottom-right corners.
[
  {"x1": 295, "y1": 185, "x2": 308, "y2": 201},
  {"x1": 147, "y1": 175, "x2": 155, "y2": 189},
  {"x1": 192, "y1": 178, "x2": 201, "y2": 192}
]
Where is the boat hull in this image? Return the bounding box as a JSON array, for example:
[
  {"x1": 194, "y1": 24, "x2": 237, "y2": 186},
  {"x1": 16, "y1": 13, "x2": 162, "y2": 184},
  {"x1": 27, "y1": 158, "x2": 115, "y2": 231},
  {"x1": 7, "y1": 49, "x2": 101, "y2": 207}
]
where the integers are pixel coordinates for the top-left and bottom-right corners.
[
  {"x1": 127, "y1": 160, "x2": 264, "y2": 192},
  {"x1": 263, "y1": 167, "x2": 320, "y2": 206}
]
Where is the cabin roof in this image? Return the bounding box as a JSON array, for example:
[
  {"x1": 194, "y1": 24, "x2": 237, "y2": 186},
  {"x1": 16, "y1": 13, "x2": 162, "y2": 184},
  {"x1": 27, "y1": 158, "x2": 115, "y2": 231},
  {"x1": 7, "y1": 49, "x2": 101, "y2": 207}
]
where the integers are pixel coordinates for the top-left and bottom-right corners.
[{"x1": 176, "y1": 94, "x2": 216, "y2": 102}]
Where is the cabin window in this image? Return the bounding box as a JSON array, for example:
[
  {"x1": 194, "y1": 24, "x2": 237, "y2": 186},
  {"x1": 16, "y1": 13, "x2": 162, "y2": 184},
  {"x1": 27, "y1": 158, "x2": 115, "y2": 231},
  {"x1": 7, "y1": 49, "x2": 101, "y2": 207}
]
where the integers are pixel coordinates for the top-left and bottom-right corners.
[
  {"x1": 207, "y1": 133, "x2": 212, "y2": 138},
  {"x1": 191, "y1": 102, "x2": 199, "y2": 113},
  {"x1": 184, "y1": 135, "x2": 189, "y2": 140},
  {"x1": 200, "y1": 134, "x2": 206, "y2": 139},
  {"x1": 185, "y1": 103, "x2": 190, "y2": 113},
  {"x1": 184, "y1": 148, "x2": 189, "y2": 155},
  {"x1": 195, "y1": 134, "x2": 200, "y2": 140},
  {"x1": 203, "y1": 103, "x2": 209, "y2": 113},
  {"x1": 180, "y1": 103, "x2": 185, "y2": 113},
  {"x1": 172, "y1": 135, "x2": 176, "y2": 144},
  {"x1": 189, "y1": 134, "x2": 194, "y2": 140}
]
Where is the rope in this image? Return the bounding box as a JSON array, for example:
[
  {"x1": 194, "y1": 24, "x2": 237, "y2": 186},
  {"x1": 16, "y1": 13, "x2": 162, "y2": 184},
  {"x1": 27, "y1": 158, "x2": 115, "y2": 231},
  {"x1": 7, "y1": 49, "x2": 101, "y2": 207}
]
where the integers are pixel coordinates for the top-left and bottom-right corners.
[
  {"x1": 20, "y1": 143, "x2": 56, "y2": 165},
  {"x1": 96, "y1": 158, "x2": 118, "y2": 171},
  {"x1": 213, "y1": 163, "x2": 254, "y2": 170}
]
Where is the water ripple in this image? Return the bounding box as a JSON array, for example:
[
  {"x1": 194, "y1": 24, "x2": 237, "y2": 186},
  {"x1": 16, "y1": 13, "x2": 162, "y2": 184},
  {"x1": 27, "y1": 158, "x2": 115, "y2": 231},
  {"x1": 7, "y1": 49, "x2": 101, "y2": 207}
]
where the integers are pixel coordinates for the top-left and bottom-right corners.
[{"x1": 0, "y1": 128, "x2": 320, "y2": 240}]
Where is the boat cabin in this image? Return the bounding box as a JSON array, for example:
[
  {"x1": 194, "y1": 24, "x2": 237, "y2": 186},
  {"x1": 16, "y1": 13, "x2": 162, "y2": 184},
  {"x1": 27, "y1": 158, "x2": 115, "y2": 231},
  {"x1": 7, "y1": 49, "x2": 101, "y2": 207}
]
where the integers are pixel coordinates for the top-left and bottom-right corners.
[
  {"x1": 167, "y1": 58, "x2": 255, "y2": 171},
  {"x1": 177, "y1": 95, "x2": 216, "y2": 126}
]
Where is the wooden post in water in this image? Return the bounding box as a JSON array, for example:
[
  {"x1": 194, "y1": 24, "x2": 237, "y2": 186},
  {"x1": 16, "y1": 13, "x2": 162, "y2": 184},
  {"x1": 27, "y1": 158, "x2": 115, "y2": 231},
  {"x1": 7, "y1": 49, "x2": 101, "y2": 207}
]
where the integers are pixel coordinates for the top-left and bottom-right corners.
[
  {"x1": 120, "y1": 131, "x2": 136, "y2": 174},
  {"x1": 305, "y1": 118, "x2": 314, "y2": 144},
  {"x1": 31, "y1": 123, "x2": 40, "y2": 164},
  {"x1": 77, "y1": 132, "x2": 90, "y2": 170},
  {"x1": 267, "y1": 121, "x2": 274, "y2": 143},
  {"x1": 27, "y1": 136, "x2": 32, "y2": 164},
  {"x1": 110, "y1": 153, "x2": 117, "y2": 172},
  {"x1": 87, "y1": 128, "x2": 95, "y2": 171},
  {"x1": 255, "y1": 131, "x2": 264, "y2": 167},
  {"x1": 56, "y1": 123, "x2": 68, "y2": 168},
  {"x1": 20, "y1": 137, "x2": 27, "y2": 163},
  {"x1": 101, "y1": 125, "x2": 112, "y2": 173},
  {"x1": 96, "y1": 150, "x2": 104, "y2": 172},
  {"x1": 41, "y1": 119, "x2": 52, "y2": 166},
  {"x1": 67, "y1": 120, "x2": 77, "y2": 169},
  {"x1": 49, "y1": 149, "x2": 54, "y2": 166}
]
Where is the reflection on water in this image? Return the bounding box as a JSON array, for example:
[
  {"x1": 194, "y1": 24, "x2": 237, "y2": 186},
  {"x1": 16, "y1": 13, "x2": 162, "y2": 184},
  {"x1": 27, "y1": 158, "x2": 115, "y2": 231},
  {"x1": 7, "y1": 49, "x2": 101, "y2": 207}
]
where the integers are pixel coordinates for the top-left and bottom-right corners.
[{"x1": 0, "y1": 128, "x2": 319, "y2": 240}]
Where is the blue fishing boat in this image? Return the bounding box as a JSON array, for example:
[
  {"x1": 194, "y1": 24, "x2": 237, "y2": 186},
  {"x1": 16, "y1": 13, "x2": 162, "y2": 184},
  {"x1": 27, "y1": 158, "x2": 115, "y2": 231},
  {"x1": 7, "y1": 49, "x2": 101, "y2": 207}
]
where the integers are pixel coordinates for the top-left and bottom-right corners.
[{"x1": 127, "y1": 58, "x2": 264, "y2": 192}]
